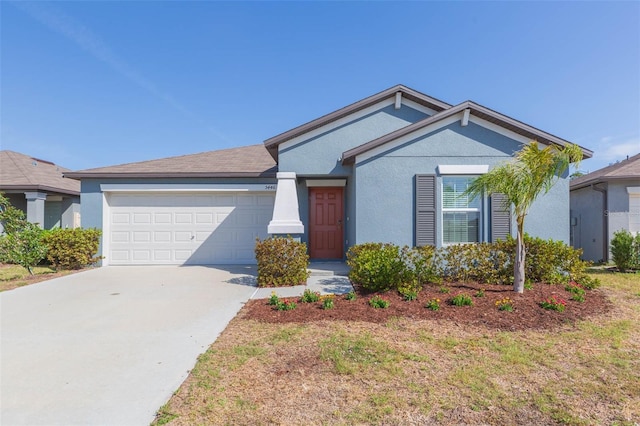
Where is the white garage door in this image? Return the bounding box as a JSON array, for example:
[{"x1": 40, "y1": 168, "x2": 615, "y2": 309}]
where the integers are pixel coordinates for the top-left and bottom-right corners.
[{"x1": 107, "y1": 192, "x2": 274, "y2": 265}]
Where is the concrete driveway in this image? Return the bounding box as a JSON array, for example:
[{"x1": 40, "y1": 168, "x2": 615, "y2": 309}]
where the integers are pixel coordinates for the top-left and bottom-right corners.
[{"x1": 0, "y1": 266, "x2": 258, "y2": 426}]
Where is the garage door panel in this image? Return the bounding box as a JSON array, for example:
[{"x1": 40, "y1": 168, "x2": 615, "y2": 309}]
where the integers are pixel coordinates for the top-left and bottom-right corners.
[
  {"x1": 108, "y1": 192, "x2": 273, "y2": 265},
  {"x1": 154, "y1": 231, "x2": 171, "y2": 242},
  {"x1": 154, "y1": 213, "x2": 172, "y2": 224},
  {"x1": 133, "y1": 232, "x2": 151, "y2": 242}
]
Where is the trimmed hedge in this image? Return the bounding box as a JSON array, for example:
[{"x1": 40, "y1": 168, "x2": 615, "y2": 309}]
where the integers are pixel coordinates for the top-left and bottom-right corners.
[
  {"x1": 255, "y1": 236, "x2": 310, "y2": 287},
  {"x1": 42, "y1": 228, "x2": 102, "y2": 270},
  {"x1": 347, "y1": 235, "x2": 598, "y2": 292},
  {"x1": 347, "y1": 243, "x2": 439, "y2": 292}
]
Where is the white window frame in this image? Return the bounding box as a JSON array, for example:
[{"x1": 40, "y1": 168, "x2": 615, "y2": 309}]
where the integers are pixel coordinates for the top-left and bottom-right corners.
[{"x1": 441, "y1": 175, "x2": 484, "y2": 245}]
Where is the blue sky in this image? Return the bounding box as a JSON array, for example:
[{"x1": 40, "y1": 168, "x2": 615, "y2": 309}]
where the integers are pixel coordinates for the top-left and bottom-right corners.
[{"x1": 2, "y1": 1, "x2": 639, "y2": 173}]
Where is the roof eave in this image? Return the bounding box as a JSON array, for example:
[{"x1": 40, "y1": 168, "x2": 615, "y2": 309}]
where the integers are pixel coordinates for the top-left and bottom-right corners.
[
  {"x1": 263, "y1": 85, "x2": 452, "y2": 158},
  {"x1": 341, "y1": 101, "x2": 593, "y2": 164},
  {"x1": 0, "y1": 184, "x2": 80, "y2": 197},
  {"x1": 64, "y1": 171, "x2": 278, "y2": 180}
]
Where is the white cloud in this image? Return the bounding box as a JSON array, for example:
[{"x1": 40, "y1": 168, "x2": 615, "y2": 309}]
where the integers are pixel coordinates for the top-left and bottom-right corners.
[
  {"x1": 599, "y1": 137, "x2": 640, "y2": 161},
  {"x1": 576, "y1": 135, "x2": 639, "y2": 173}
]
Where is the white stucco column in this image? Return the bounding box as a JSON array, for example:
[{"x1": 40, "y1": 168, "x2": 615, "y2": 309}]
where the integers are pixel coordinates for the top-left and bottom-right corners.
[
  {"x1": 268, "y1": 172, "x2": 304, "y2": 235},
  {"x1": 25, "y1": 191, "x2": 47, "y2": 228}
]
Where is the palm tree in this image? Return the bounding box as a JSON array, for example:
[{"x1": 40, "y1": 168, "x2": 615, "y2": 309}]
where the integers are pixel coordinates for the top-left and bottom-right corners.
[{"x1": 464, "y1": 142, "x2": 583, "y2": 293}]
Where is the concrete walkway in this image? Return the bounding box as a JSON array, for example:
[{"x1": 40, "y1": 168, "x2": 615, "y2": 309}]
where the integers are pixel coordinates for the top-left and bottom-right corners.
[
  {"x1": 0, "y1": 266, "x2": 257, "y2": 426},
  {"x1": 251, "y1": 262, "x2": 353, "y2": 299}
]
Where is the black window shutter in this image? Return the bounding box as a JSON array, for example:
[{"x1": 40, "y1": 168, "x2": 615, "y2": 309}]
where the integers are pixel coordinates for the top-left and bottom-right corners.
[
  {"x1": 416, "y1": 175, "x2": 437, "y2": 246},
  {"x1": 491, "y1": 193, "x2": 511, "y2": 242}
]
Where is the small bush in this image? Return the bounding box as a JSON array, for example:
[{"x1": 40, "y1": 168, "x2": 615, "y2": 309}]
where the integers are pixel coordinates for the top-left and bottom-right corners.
[
  {"x1": 450, "y1": 293, "x2": 473, "y2": 307},
  {"x1": 539, "y1": 295, "x2": 566, "y2": 312},
  {"x1": 345, "y1": 291, "x2": 357, "y2": 301},
  {"x1": 368, "y1": 295, "x2": 390, "y2": 309},
  {"x1": 322, "y1": 295, "x2": 335, "y2": 310},
  {"x1": 425, "y1": 298, "x2": 441, "y2": 311},
  {"x1": 255, "y1": 236, "x2": 310, "y2": 287},
  {"x1": 610, "y1": 229, "x2": 640, "y2": 272},
  {"x1": 565, "y1": 282, "x2": 586, "y2": 303},
  {"x1": 475, "y1": 289, "x2": 485, "y2": 298},
  {"x1": 347, "y1": 243, "x2": 408, "y2": 292},
  {"x1": 0, "y1": 223, "x2": 47, "y2": 274},
  {"x1": 42, "y1": 228, "x2": 102, "y2": 270},
  {"x1": 300, "y1": 289, "x2": 320, "y2": 303},
  {"x1": 495, "y1": 297, "x2": 514, "y2": 312},
  {"x1": 268, "y1": 292, "x2": 280, "y2": 306},
  {"x1": 575, "y1": 274, "x2": 600, "y2": 290},
  {"x1": 398, "y1": 281, "x2": 421, "y2": 301},
  {"x1": 275, "y1": 299, "x2": 297, "y2": 311}
]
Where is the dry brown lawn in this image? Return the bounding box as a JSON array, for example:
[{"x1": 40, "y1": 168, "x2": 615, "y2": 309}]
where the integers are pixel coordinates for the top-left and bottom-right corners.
[{"x1": 154, "y1": 271, "x2": 640, "y2": 426}]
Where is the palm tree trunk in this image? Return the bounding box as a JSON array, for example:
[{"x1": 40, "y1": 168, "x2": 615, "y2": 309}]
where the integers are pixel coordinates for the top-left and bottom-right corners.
[{"x1": 513, "y1": 218, "x2": 526, "y2": 293}]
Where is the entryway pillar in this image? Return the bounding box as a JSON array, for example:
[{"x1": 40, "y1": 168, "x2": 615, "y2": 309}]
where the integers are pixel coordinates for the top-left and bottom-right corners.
[
  {"x1": 25, "y1": 191, "x2": 47, "y2": 228},
  {"x1": 268, "y1": 172, "x2": 304, "y2": 235}
]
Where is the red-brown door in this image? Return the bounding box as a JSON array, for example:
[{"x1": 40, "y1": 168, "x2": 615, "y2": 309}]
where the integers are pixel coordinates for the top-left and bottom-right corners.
[{"x1": 309, "y1": 187, "x2": 344, "y2": 259}]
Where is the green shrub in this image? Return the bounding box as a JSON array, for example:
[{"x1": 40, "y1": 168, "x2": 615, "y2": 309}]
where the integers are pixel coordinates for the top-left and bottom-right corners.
[
  {"x1": 322, "y1": 296, "x2": 335, "y2": 310},
  {"x1": 347, "y1": 243, "x2": 408, "y2": 292},
  {"x1": 42, "y1": 228, "x2": 102, "y2": 270},
  {"x1": 0, "y1": 193, "x2": 30, "y2": 235},
  {"x1": 275, "y1": 299, "x2": 297, "y2": 311},
  {"x1": 345, "y1": 290, "x2": 357, "y2": 301},
  {"x1": 368, "y1": 295, "x2": 390, "y2": 309},
  {"x1": 610, "y1": 229, "x2": 640, "y2": 272},
  {"x1": 450, "y1": 293, "x2": 473, "y2": 306},
  {"x1": 255, "y1": 236, "x2": 310, "y2": 287},
  {"x1": 400, "y1": 245, "x2": 440, "y2": 285},
  {"x1": 300, "y1": 289, "x2": 320, "y2": 303},
  {"x1": 0, "y1": 222, "x2": 48, "y2": 274},
  {"x1": 565, "y1": 282, "x2": 586, "y2": 303}
]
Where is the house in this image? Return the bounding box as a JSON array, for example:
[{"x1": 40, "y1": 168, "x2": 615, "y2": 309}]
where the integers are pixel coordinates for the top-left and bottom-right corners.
[
  {"x1": 0, "y1": 150, "x2": 81, "y2": 230},
  {"x1": 65, "y1": 85, "x2": 592, "y2": 265},
  {"x1": 570, "y1": 153, "x2": 640, "y2": 262}
]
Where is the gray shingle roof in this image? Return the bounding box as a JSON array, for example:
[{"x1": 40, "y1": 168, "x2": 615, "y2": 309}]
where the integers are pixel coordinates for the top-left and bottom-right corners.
[
  {"x1": 570, "y1": 152, "x2": 640, "y2": 189},
  {"x1": 65, "y1": 144, "x2": 277, "y2": 179},
  {"x1": 0, "y1": 150, "x2": 80, "y2": 195}
]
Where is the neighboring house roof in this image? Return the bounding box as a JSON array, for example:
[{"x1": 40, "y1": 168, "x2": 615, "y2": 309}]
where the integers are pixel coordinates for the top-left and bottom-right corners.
[
  {"x1": 342, "y1": 100, "x2": 594, "y2": 164},
  {"x1": 65, "y1": 144, "x2": 277, "y2": 179},
  {"x1": 570, "y1": 152, "x2": 640, "y2": 190},
  {"x1": 0, "y1": 150, "x2": 80, "y2": 196},
  {"x1": 263, "y1": 84, "x2": 452, "y2": 159}
]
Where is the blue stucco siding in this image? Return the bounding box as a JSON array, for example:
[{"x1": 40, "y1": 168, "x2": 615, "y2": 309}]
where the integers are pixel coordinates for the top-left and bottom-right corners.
[
  {"x1": 352, "y1": 121, "x2": 571, "y2": 247},
  {"x1": 278, "y1": 104, "x2": 428, "y2": 176}
]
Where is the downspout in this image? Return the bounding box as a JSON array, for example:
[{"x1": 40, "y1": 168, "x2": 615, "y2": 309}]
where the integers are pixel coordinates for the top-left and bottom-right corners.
[{"x1": 591, "y1": 182, "x2": 608, "y2": 262}]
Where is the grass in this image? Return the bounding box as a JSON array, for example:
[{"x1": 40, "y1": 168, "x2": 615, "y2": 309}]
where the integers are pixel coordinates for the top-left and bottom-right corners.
[
  {"x1": 154, "y1": 271, "x2": 640, "y2": 425},
  {"x1": 0, "y1": 264, "x2": 64, "y2": 291}
]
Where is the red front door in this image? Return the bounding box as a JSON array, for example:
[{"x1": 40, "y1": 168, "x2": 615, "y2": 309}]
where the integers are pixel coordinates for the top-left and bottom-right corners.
[{"x1": 309, "y1": 187, "x2": 344, "y2": 259}]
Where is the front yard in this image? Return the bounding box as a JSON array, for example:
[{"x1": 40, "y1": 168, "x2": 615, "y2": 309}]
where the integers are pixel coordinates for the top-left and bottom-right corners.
[
  {"x1": 154, "y1": 271, "x2": 640, "y2": 425},
  {"x1": 0, "y1": 264, "x2": 82, "y2": 292}
]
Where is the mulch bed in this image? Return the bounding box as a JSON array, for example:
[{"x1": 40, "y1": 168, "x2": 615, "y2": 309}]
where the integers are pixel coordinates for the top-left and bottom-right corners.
[{"x1": 243, "y1": 281, "x2": 611, "y2": 331}]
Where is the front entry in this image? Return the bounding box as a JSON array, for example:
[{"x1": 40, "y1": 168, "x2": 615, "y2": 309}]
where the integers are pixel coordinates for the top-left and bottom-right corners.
[{"x1": 309, "y1": 187, "x2": 344, "y2": 259}]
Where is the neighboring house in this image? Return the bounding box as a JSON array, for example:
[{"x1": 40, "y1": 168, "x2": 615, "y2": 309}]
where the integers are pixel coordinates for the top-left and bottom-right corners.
[
  {"x1": 66, "y1": 85, "x2": 592, "y2": 266},
  {"x1": 0, "y1": 150, "x2": 81, "y2": 231},
  {"x1": 570, "y1": 153, "x2": 640, "y2": 262}
]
